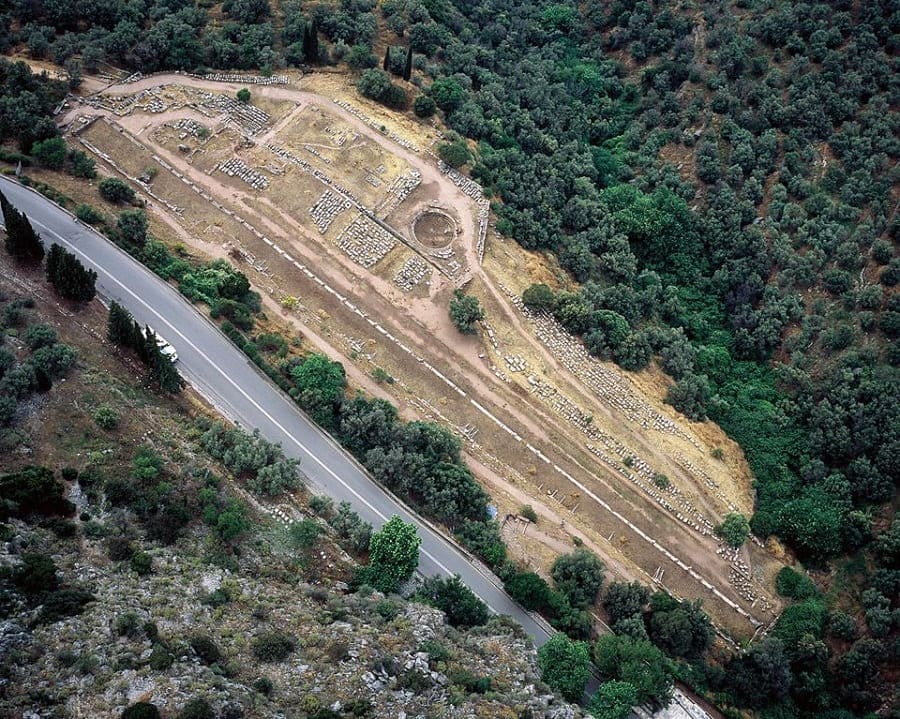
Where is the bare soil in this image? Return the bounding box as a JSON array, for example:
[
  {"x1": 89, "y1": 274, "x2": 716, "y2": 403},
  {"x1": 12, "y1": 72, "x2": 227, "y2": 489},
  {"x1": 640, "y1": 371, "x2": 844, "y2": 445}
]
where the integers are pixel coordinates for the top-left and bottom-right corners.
[{"x1": 35, "y1": 68, "x2": 788, "y2": 639}]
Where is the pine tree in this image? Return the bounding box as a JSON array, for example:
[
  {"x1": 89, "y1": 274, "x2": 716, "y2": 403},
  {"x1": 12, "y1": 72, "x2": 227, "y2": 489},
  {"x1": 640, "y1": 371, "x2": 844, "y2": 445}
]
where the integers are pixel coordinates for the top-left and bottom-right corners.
[
  {"x1": 383, "y1": 46, "x2": 391, "y2": 71},
  {"x1": 1, "y1": 190, "x2": 44, "y2": 264},
  {"x1": 107, "y1": 301, "x2": 134, "y2": 346},
  {"x1": 144, "y1": 326, "x2": 184, "y2": 394},
  {"x1": 46, "y1": 243, "x2": 97, "y2": 301},
  {"x1": 403, "y1": 46, "x2": 413, "y2": 81}
]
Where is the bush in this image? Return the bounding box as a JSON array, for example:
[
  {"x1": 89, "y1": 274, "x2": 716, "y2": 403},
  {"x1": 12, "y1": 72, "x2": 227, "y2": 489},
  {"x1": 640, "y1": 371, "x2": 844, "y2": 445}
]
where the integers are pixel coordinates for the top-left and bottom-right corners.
[
  {"x1": 177, "y1": 698, "x2": 215, "y2": 719},
  {"x1": 75, "y1": 203, "x2": 105, "y2": 225},
  {"x1": 33, "y1": 588, "x2": 95, "y2": 625},
  {"x1": 121, "y1": 703, "x2": 161, "y2": 719},
  {"x1": 22, "y1": 323, "x2": 57, "y2": 349},
  {"x1": 236, "y1": 88, "x2": 251, "y2": 103},
  {"x1": 130, "y1": 551, "x2": 153, "y2": 575},
  {"x1": 251, "y1": 631, "x2": 296, "y2": 662},
  {"x1": 520, "y1": 504, "x2": 538, "y2": 522},
  {"x1": 115, "y1": 611, "x2": 142, "y2": 638},
  {"x1": 420, "y1": 639, "x2": 450, "y2": 663},
  {"x1": 775, "y1": 567, "x2": 819, "y2": 600},
  {"x1": 93, "y1": 404, "x2": 120, "y2": 430},
  {"x1": 252, "y1": 677, "x2": 274, "y2": 695},
  {"x1": 438, "y1": 139, "x2": 470, "y2": 168},
  {"x1": 32, "y1": 136, "x2": 67, "y2": 169},
  {"x1": 551, "y1": 548, "x2": 605, "y2": 608},
  {"x1": 715, "y1": 513, "x2": 750, "y2": 548},
  {"x1": 189, "y1": 635, "x2": 223, "y2": 665},
  {"x1": 99, "y1": 177, "x2": 136, "y2": 204},
  {"x1": 413, "y1": 94, "x2": 436, "y2": 117},
  {"x1": 449, "y1": 290, "x2": 484, "y2": 334},
  {"x1": 13, "y1": 553, "x2": 59, "y2": 595},
  {"x1": 148, "y1": 643, "x2": 174, "y2": 671},
  {"x1": 418, "y1": 575, "x2": 489, "y2": 628}
]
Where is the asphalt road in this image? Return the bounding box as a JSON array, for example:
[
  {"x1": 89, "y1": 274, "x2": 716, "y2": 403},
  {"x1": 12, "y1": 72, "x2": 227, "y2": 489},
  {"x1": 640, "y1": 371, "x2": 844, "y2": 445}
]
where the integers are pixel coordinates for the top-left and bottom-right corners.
[{"x1": 0, "y1": 175, "x2": 555, "y2": 645}]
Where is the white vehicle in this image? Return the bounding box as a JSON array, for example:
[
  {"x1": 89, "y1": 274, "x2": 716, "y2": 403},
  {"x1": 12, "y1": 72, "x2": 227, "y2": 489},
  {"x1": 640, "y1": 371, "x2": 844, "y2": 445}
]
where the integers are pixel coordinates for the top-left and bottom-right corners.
[{"x1": 145, "y1": 326, "x2": 178, "y2": 363}]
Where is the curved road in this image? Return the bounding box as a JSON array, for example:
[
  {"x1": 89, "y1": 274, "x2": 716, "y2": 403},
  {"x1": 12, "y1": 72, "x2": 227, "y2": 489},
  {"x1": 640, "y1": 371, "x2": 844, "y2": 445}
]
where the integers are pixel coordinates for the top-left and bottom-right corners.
[{"x1": 0, "y1": 175, "x2": 555, "y2": 644}]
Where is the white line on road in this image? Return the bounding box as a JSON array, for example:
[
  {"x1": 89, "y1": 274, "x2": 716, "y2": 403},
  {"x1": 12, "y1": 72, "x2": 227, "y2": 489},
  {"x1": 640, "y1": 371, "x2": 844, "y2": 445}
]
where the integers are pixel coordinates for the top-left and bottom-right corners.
[{"x1": 30, "y1": 216, "x2": 457, "y2": 580}]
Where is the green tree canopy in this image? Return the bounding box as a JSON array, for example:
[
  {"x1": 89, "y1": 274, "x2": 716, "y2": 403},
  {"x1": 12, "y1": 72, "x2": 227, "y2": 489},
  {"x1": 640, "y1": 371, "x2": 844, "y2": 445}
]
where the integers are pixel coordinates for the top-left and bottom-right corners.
[
  {"x1": 588, "y1": 680, "x2": 638, "y2": 719},
  {"x1": 537, "y1": 633, "x2": 592, "y2": 702},
  {"x1": 449, "y1": 290, "x2": 484, "y2": 334},
  {"x1": 551, "y1": 548, "x2": 605, "y2": 608},
  {"x1": 368, "y1": 515, "x2": 421, "y2": 593}
]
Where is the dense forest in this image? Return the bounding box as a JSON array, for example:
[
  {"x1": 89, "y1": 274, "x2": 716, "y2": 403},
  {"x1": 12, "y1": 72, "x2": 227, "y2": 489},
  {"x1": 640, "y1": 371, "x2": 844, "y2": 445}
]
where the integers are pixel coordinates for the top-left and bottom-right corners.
[{"x1": 0, "y1": 0, "x2": 897, "y2": 717}]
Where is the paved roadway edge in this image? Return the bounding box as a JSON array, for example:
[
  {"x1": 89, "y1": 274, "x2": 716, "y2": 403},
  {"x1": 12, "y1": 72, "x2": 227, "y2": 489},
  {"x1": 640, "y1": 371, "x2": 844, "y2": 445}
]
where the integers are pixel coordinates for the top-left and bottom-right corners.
[{"x1": 0, "y1": 174, "x2": 559, "y2": 644}]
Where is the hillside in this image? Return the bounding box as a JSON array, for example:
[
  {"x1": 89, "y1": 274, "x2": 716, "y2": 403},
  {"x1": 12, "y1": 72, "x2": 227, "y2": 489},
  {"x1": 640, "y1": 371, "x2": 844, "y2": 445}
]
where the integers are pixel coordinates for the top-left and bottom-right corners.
[
  {"x1": 0, "y1": 264, "x2": 580, "y2": 719},
  {"x1": 0, "y1": 1, "x2": 897, "y2": 718}
]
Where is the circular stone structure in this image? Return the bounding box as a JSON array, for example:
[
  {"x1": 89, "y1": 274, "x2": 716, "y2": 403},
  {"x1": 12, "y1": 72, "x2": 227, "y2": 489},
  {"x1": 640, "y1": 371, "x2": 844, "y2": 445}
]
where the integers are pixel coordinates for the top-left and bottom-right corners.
[{"x1": 412, "y1": 209, "x2": 456, "y2": 249}]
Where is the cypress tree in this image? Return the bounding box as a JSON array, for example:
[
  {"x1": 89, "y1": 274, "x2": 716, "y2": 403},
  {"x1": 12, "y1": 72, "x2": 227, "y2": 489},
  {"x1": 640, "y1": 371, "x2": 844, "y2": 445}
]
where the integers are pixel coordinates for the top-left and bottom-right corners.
[
  {"x1": 1, "y1": 191, "x2": 44, "y2": 264},
  {"x1": 383, "y1": 46, "x2": 391, "y2": 71},
  {"x1": 46, "y1": 243, "x2": 96, "y2": 301},
  {"x1": 403, "y1": 46, "x2": 413, "y2": 81},
  {"x1": 303, "y1": 21, "x2": 319, "y2": 64},
  {"x1": 144, "y1": 326, "x2": 184, "y2": 394},
  {"x1": 309, "y1": 21, "x2": 319, "y2": 63},
  {"x1": 133, "y1": 319, "x2": 150, "y2": 363},
  {"x1": 302, "y1": 24, "x2": 311, "y2": 62},
  {"x1": 107, "y1": 301, "x2": 134, "y2": 346}
]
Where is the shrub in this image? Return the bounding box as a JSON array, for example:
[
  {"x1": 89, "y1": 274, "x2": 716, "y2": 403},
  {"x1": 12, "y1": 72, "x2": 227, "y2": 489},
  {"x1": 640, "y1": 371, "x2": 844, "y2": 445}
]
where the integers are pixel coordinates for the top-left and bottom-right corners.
[
  {"x1": 75, "y1": 203, "x2": 105, "y2": 225},
  {"x1": 420, "y1": 639, "x2": 450, "y2": 663},
  {"x1": 22, "y1": 323, "x2": 57, "y2": 350},
  {"x1": 448, "y1": 290, "x2": 484, "y2": 334},
  {"x1": 93, "y1": 404, "x2": 119, "y2": 430},
  {"x1": 715, "y1": 513, "x2": 750, "y2": 548},
  {"x1": 520, "y1": 504, "x2": 538, "y2": 522},
  {"x1": 189, "y1": 635, "x2": 223, "y2": 665},
  {"x1": 177, "y1": 698, "x2": 215, "y2": 719},
  {"x1": 418, "y1": 575, "x2": 489, "y2": 628},
  {"x1": 775, "y1": 567, "x2": 819, "y2": 600},
  {"x1": 236, "y1": 88, "x2": 251, "y2": 103},
  {"x1": 130, "y1": 551, "x2": 153, "y2": 575},
  {"x1": 33, "y1": 589, "x2": 94, "y2": 625},
  {"x1": 375, "y1": 598, "x2": 399, "y2": 620},
  {"x1": 13, "y1": 553, "x2": 59, "y2": 594},
  {"x1": 251, "y1": 631, "x2": 297, "y2": 662},
  {"x1": 413, "y1": 94, "x2": 436, "y2": 117},
  {"x1": 121, "y1": 703, "x2": 161, "y2": 719},
  {"x1": 252, "y1": 677, "x2": 274, "y2": 695},
  {"x1": 115, "y1": 611, "x2": 142, "y2": 638},
  {"x1": 551, "y1": 548, "x2": 605, "y2": 608},
  {"x1": 99, "y1": 177, "x2": 136, "y2": 204},
  {"x1": 148, "y1": 643, "x2": 174, "y2": 671}
]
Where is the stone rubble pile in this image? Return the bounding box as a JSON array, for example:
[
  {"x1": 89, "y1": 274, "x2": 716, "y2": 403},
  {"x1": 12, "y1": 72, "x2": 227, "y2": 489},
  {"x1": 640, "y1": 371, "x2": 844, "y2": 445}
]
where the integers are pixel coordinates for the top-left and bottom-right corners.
[
  {"x1": 303, "y1": 143, "x2": 332, "y2": 165},
  {"x1": 438, "y1": 161, "x2": 490, "y2": 264},
  {"x1": 215, "y1": 157, "x2": 269, "y2": 190},
  {"x1": 504, "y1": 355, "x2": 527, "y2": 372},
  {"x1": 394, "y1": 255, "x2": 431, "y2": 291},
  {"x1": 198, "y1": 92, "x2": 271, "y2": 135},
  {"x1": 378, "y1": 169, "x2": 421, "y2": 215},
  {"x1": 202, "y1": 72, "x2": 289, "y2": 84},
  {"x1": 332, "y1": 99, "x2": 421, "y2": 152},
  {"x1": 172, "y1": 118, "x2": 207, "y2": 139},
  {"x1": 717, "y1": 545, "x2": 772, "y2": 610},
  {"x1": 336, "y1": 214, "x2": 396, "y2": 268},
  {"x1": 501, "y1": 283, "x2": 700, "y2": 447},
  {"x1": 309, "y1": 190, "x2": 352, "y2": 233}
]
